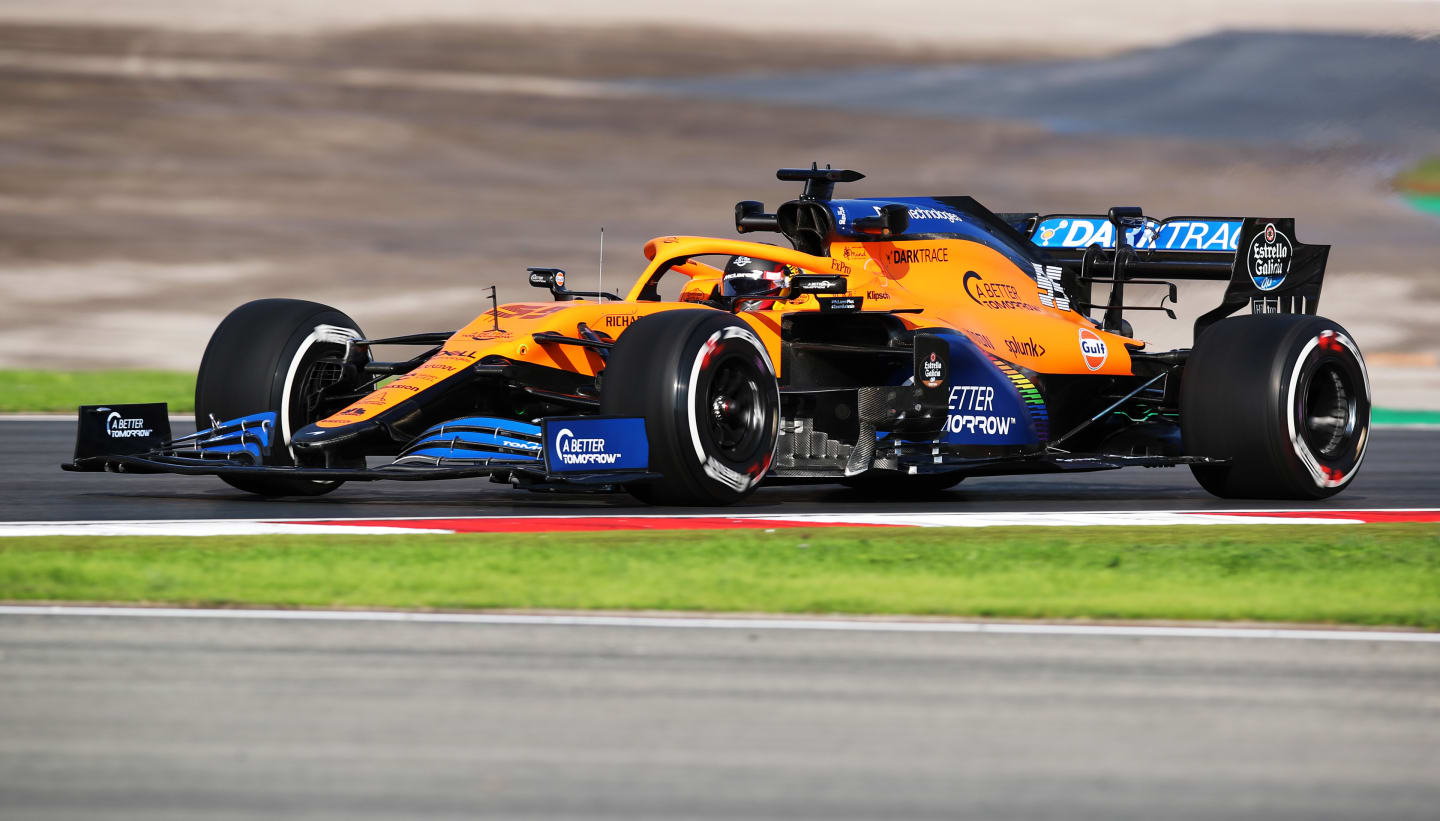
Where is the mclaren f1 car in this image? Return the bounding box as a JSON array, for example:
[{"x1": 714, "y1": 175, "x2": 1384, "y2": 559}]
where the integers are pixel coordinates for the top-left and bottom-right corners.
[{"x1": 66, "y1": 165, "x2": 1370, "y2": 505}]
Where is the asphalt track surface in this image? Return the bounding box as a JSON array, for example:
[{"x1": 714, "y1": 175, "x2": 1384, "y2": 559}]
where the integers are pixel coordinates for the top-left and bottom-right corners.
[
  {"x1": 6, "y1": 422, "x2": 1439, "y2": 819},
  {"x1": 4, "y1": 420, "x2": 1436, "y2": 521},
  {"x1": 2, "y1": 612, "x2": 1437, "y2": 820}
]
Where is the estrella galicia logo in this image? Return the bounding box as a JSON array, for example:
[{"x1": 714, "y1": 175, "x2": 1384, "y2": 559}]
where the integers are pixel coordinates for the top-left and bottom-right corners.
[
  {"x1": 920, "y1": 352, "x2": 945, "y2": 388},
  {"x1": 1248, "y1": 222, "x2": 1292, "y2": 292},
  {"x1": 544, "y1": 417, "x2": 648, "y2": 473}
]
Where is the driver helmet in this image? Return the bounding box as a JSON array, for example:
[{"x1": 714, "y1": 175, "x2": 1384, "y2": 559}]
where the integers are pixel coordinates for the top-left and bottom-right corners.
[{"x1": 721, "y1": 254, "x2": 790, "y2": 311}]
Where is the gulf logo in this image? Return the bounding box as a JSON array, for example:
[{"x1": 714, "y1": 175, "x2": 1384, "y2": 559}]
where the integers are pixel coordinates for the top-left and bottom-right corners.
[{"x1": 1078, "y1": 328, "x2": 1108, "y2": 371}]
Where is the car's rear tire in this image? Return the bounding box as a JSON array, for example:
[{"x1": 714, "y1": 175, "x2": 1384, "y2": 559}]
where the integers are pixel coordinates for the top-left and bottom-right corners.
[
  {"x1": 1181, "y1": 314, "x2": 1370, "y2": 499},
  {"x1": 194, "y1": 298, "x2": 363, "y2": 497},
  {"x1": 600, "y1": 310, "x2": 780, "y2": 505}
]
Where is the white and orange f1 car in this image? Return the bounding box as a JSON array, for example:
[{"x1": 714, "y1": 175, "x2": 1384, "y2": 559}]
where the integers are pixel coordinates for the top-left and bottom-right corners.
[{"x1": 67, "y1": 166, "x2": 1369, "y2": 505}]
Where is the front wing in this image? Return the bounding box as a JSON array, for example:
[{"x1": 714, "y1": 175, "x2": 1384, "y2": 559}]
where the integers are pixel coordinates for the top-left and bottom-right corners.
[{"x1": 62, "y1": 404, "x2": 660, "y2": 490}]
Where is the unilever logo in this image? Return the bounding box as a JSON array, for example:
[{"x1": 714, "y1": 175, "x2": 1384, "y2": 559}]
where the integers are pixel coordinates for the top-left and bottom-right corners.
[
  {"x1": 100, "y1": 407, "x2": 153, "y2": 439},
  {"x1": 545, "y1": 417, "x2": 648, "y2": 473},
  {"x1": 554, "y1": 427, "x2": 623, "y2": 466}
]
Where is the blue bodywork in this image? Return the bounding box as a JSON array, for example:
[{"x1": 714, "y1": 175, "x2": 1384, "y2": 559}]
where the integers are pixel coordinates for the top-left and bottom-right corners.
[
  {"x1": 825, "y1": 197, "x2": 1041, "y2": 271},
  {"x1": 912, "y1": 332, "x2": 1042, "y2": 448},
  {"x1": 933, "y1": 334, "x2": 1040, "y2": 447},
  {"x1": 168, "y1": 411, "x2": 276, "y2": 463},
  {"x1": 397, "y1": 416, "x2": 544, "y2": 465}
]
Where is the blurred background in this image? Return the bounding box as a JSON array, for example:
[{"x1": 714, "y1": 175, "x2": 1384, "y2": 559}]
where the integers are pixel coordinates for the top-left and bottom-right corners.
[{"x1": 0, "y1": 0, "x2": 1436, "y2": 406}]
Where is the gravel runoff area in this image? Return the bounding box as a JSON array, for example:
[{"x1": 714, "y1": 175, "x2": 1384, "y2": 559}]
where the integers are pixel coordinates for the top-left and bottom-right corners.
[{"x1": 2, "y1": 0, "x2": 1438, "y2": 50}]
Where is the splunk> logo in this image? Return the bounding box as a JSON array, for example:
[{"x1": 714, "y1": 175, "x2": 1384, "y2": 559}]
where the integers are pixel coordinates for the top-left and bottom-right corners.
[
  {"x1": 98, "y1": 407, "x2": 153, "y2": 439},
  {"x1": 554, "y1": 427, "x2": 622, "y2": 466}
]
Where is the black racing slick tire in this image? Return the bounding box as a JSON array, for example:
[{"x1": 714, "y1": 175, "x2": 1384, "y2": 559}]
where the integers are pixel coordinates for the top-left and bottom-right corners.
[
  {"x1": 194, "y1": 298, "x2": 363, "y2": 497},
  {"x1": 600, "y1": 310, "x2": 780, "y2": 506},
  {"x1": 1181, "y1": 314, "x2": 1370, "y2": 500}
]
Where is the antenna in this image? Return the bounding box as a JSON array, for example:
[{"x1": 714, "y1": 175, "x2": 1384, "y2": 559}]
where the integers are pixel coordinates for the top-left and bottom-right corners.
[
  {"x1": 489, "y1": 285, "x2": 499, "y2": 331},
  {"x1": 598, "y1": 226, "x2": 605, "y2": 300}
]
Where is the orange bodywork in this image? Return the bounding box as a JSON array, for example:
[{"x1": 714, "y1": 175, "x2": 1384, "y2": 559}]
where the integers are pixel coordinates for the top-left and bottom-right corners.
[{"x1": 315, "y1": 234, "x2": 1139, "y2": 428}]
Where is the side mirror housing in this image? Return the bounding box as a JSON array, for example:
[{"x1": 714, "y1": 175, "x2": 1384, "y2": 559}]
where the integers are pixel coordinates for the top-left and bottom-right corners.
[
  {"x1": 787, "y1": 275, "x2": 848, "y2": 295},
  {"x1": 735, "y1": 201, "x2": 780, "y2": 234},
  {"x1": 527, "y1": 267, "x2": 572, "y2": 301}
]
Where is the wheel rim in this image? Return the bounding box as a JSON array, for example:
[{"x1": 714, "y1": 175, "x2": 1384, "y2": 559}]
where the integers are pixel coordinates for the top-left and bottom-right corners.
[
  {"x1": 705, "y1": 356, "x2": 767, "y2": 461},
  {"x1": 1299, "y1": 359, "x2": 1356, "y2": 459}
]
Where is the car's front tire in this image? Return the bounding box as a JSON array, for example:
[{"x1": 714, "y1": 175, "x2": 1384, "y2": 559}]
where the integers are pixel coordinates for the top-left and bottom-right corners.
[
  {"x1": 194, "y1": 298, "x2": 363, "y2": 497},
  {"x1": 601, "y1": 310, "x2": 780, "y2": 506},
  {"x1": 1181, "y1": 314, "x2": 1370, "y2": 499}
]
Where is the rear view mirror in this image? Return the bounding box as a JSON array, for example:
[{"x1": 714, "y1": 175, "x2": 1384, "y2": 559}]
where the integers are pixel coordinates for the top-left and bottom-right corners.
[
  {"x1": 527, "y1": 266, "x2": 620, "y2": 303},
  {"x1": 735, "y1": 201, "x2": 780, "y2": 234},
  {"x1": 528, "y1": 267, "x2": 565, "y2": 289},
  {"x1": 527, "y1": 267, "x2": 572, "y2": 301}
]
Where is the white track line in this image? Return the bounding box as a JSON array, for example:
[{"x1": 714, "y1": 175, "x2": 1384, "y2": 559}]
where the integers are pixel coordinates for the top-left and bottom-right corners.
[
  {"x1": 0, "y1": 522, "x2": 456, "y2": 536},
  {"x1": 766, "y1": 512, "x2": 1361, "y2": 527},
  {"x1": 1, "y1": 605, "x2": 1435, "y2": 643},
  {"x1": 1, "y1": 509, "x2": 1436, "y2": 536},
  {"x1": 5, "y1": 507, "x2": 1436, "y2": 524}
]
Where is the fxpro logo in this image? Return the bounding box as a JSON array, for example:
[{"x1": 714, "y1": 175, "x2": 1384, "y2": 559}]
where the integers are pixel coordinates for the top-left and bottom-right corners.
[
  {"x1": 100, "y1": 408, "x2": 153, "y2": 439},
  {"x1": 554, "y1": 427, "x2": 622, "y2": 466}
]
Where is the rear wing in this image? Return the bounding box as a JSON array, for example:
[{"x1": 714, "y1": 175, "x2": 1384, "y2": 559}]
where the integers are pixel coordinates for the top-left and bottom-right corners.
[{"x1": 1018, "y1": 210, "x2": 1328, "y2": 339}]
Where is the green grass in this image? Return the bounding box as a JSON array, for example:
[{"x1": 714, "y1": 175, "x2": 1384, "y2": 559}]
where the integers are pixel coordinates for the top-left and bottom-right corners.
[
  {"x1": 1396, "y1": 155, "x2": 1440, "y2": 194},
  {"x1": 1403, "y1": 194, "x2": 1440, "y2": 218},
  {"x1": 1374, "y1": 407, "x2": 1440, "y2": 426},
  {"x1": 0, "y1": 370, "x2": 194, "y2": 413},
  {"x1": 1397, "y1": 156, "x2": 1440, "y2": 217},
  {"x1": 2, "y1": 524, "x2": 1437, "y2": 627}
]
